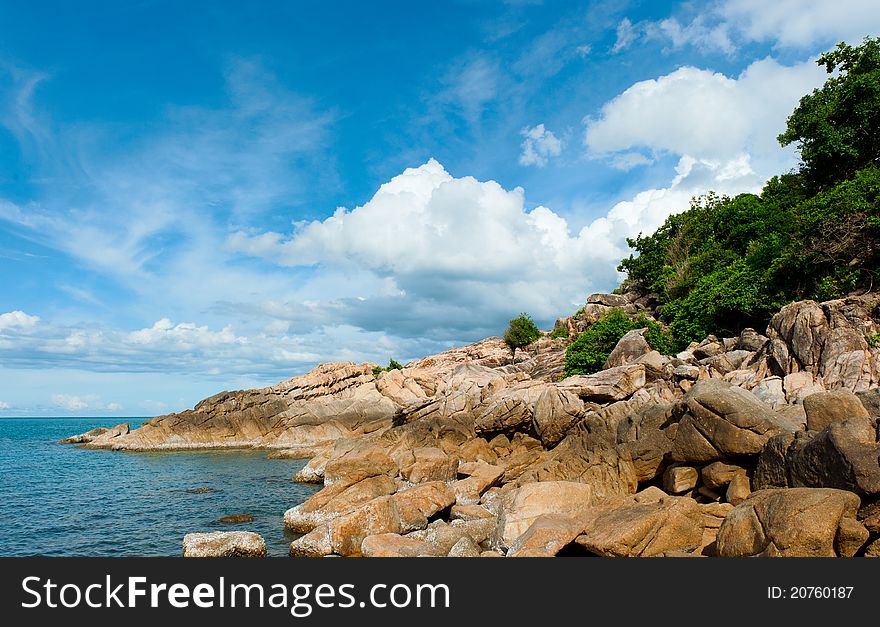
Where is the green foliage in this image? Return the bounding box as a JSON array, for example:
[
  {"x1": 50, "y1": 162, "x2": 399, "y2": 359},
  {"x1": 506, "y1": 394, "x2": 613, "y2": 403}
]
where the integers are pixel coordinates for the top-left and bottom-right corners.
[
  {"x1": 503, "y1": 313, "x2": 542, "y2": 358},
  {"x1": 618, "y1": 38, "x2": 880, "y2": 347},
  {"x1": 372, "y1": 359, "x2": 405, "y2": 378},
  {"x1": 778, "y1": 37, "x2": 880, "y2": 191},
  {"x1": 563, "y1": 309, "x2": 675, "y2": 376},
  {"x1": 549, "y1": 326, "x2": 569, "y2": 339},
  {"x1": 868, "y1": 333, "x2": 880, "y2": 348}
]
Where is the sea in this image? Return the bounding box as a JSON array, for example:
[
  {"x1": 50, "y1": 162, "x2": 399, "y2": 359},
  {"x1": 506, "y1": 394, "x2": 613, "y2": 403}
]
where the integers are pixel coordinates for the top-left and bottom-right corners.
[{"x1": 0, "y1": 417, "x2": 320, "y2": 557}]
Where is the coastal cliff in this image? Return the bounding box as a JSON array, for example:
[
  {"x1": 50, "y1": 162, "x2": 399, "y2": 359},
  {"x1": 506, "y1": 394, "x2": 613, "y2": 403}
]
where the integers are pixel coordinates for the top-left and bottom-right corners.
[{"x1": 66, "y1": 290, "x2": 880, "y2": 557}]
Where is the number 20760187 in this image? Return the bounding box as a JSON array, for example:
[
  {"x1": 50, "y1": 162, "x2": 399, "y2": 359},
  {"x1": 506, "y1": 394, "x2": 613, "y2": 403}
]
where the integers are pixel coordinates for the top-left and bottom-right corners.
[{"x1": 768, "y1": 586, "x2": 853, "y2": 599}]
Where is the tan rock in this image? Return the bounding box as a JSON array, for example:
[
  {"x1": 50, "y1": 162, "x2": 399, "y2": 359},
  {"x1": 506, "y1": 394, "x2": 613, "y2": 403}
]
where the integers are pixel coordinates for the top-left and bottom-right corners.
[
  {"x1": 393, "y1": 482, "x2": 457, "y2": 533},
  {"x1": 59, "y1": 422, "x2": 129, "y2": 444},
  {"x1": 450, "y1": 504, "x2": 495, "y2": 521},
  {"x1": 716, "y1": 488, "x2": 866, "y2": 557},
  {"x1": 783, "y1": 371, "x2": 825, "y2": 404},
  {"x1": 361, "y1": 533, "x2": 436, "y2": 557},
  {"x1": 604, "y1": 329, "x2": 652, "y2": 369},
  {"x1": 283, "y1": 474, "x2": 398, "y2": 533},
  {"x1": 559, "y1": 364, "x2": 646, "y2": 402},
  {"x1": 663, "y1": 466, "x2": 699, "y2": 494},
  {"x1": 701, "y1": 461, "x2": 747, "y2": 490},
  {"x1": 447, "y1": 535, "x2": 481, "y2": 557},
  {"x1": 517, "y1": 420, "x2": 638, "y2": 499},
  {"x1": 507, "y1": 514, "x2": 585, "y2": 557},
  {"x1": 182, "y1": 531, "x2": 265, "y2": 557},
  {"x1": 290, "y1": 482, "x2": 454, "y2": 557},
  {"x1": 672, "y1": 379, "x2": 792, "y2": 463},
  {"x1": 864, "y1": 538, "x2": 880, "y2": 557},
  {"x1": 774, "y1": 404, "x2": 807, "y2": 431},
  {"x1": 786, "y1": 417, "x2": 880, "y2": 496},
  {"x1": 574, "y1": 494, "x2": 705, "y2": 557},
  {"x1": 451, "y1": 462, "x2": 504, "y2": 505},
  {"x1": 803, "y1": 389, "x2": 873, "y2": 432},
  {"x1": 616, "y1": 403, "x2": 677, "y2": 483},
  {"x1": 323, "y1": 443, "x2": 399, "y2": 486},
  {"x1": 725, "y1": 471, "x2": 751, "y2": 505},
  {"x1": 532, "y1": 385, "x2": 584, "y2": 447},
  {"x1": 492, "y1": 481, "x2": 596, "y2": 550},
  {"x1": 397, "y1": 446, "x2": 458, "y2": 484}
]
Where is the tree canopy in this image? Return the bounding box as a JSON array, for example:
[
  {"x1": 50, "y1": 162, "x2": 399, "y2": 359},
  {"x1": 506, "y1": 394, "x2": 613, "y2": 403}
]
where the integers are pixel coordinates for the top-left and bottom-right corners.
[
  {"x1": 504, "y1": 313, "x2": 541, "y2": 360},
  {"x1": 618, "y1": 37, "x2": 880, "y2": 348}
]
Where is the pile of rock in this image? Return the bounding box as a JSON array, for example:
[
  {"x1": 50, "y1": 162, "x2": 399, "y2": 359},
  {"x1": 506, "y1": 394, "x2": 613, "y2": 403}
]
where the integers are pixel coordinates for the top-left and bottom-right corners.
[
  {"x1": 63, "y1": 290, "x2": 880, "y2": 558},
  {"x1": 278, "y1": 293, "x2": 880, "y2": 557}
]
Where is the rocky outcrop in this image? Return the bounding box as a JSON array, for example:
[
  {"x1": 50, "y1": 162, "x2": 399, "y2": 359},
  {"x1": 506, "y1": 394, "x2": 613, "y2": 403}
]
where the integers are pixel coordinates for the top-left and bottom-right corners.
[
  {"x1": 716, "y1": 488, "x2": 867, "y2": 557},
  {"x1": 67, "y1": 291, "x2": 880, "y2": 558},
  {"x1": 59, "y1": 422, "x2": 129, "y2": 444},
  {"x1": 182, "y1": 531, "x2": 266, "y2": 557},
  {"x1": 671, "y1": 380, "x2": 793, "y2": 463}
]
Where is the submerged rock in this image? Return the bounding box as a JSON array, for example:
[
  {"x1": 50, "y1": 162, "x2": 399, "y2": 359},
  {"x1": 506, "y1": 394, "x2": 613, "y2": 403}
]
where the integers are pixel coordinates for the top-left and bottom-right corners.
[{"x1": 215, "y1": 514, "x2": 255, "y2": 524}]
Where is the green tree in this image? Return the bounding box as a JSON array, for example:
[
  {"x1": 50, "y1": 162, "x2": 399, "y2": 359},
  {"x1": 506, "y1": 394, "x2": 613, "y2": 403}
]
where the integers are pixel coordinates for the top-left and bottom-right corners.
[
  {"x1": 503, "y1": 313, "x2": 541, "y2": 361},
  {"x1": 779, "y1": 37, "x2": 880, "y2": 190},
  {"x1": 618, "y1": 38, "x2": 880, "y2": 347},
  {"x1": 563, "y1": 309, "x2": 675, "y2": 376}
]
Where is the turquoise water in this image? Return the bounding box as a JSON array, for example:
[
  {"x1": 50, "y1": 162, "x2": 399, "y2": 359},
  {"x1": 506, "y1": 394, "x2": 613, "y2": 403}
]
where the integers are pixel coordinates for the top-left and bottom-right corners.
[{"x1": 0, "y1": 418, "x2": 320, "y2": 556}]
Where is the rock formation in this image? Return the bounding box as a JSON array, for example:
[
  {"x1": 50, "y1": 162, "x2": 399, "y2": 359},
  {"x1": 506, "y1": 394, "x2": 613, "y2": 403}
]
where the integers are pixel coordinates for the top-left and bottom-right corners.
[
  {"x1": 182, "y1": 531, "x2": 266, "y2": 557},
  {"x1": 67, "y1": 291, "x2": 880, "y2": 557}
]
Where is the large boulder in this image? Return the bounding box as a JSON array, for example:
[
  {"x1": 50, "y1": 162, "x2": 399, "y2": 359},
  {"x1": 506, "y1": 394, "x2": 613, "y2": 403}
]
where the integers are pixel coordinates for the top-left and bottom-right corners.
[
  {"x1": 290, "y1": 482, "x2": 455, "y2": 557},
  {"x1": 182, "y1": 532, "x2": 266, "y2": 558},
  {"x1": 473, "y1": 383, "x2": 545, "y2": 435},
  {"x1": 507, "y1": 514, "x2": 586, "y2": 557},
  {"x1": 396, "y1": 446, "x2": 459, "y2": 484},
  {"x1": 616, "y1": 403, "x2": 678, "y2": 483},
  {"x1": 323, "y1": 443, "x2": 399, "y2": 486},
  {"x1": 492, "y1": 481, "x2": 596, "y2": 550},
  {"x1": 716, "y1": 488, "x2": 867, "y2": 557},
  {"x1": 803, "y1": 389, "x2": 873, "y2": 432},
  {"x1": 753, "y1": 432, "x2": 796, "y2": 490},
  {"x1": 283, "y1": 475, "x2": 398, "y2": 533},
  {"x1": 517, "y1": 420, "x2": 638, "y2": 497},
  {"x1": 573, "y1": 489, "x2": 706, "y2": 557},
  {"x1": 787, "y1": 418, "x2": 880, "y2": 496},
  {"x1": 672, "y1": 380, "x2": 792, "y2": 463},
  {"x1": 766, "y1": 298, "x2": 880, "y2": 391},
  {"x1": 587, "y1": 293, "x2": 628, "y2": 307},
  {"x1": 604, "y1": 329, "x2": 652, "y2": 369},
  {"x1": 532, "y1": 385, "x2": 584, "y2": 447},
  {"x1": 559, "y1": 364, "x2": 646, "y2": 403}
]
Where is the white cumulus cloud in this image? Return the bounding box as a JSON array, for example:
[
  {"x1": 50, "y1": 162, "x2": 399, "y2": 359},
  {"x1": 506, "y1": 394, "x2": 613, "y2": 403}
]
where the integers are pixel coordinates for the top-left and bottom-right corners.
[
  {"x1": 585, "y1": 57, "x2": 825, "y2": 176},
  {"x1": 228, "y1": 158, "x2": 655, "y2": 323},
  {"x1": 519, "y1": 124, "x2": 563, "y2": 167},
  {"x1": 0, "y1": 310, "x2": 40, "y2": 331},
  {"x1": 720, "y1": 0, "x2": 880, "y2": 48}
]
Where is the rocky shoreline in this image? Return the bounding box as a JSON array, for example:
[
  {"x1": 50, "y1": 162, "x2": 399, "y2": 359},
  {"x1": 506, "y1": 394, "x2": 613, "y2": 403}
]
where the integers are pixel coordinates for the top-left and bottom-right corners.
[{"x1": 63, "y1": 290, "x2": 880, "y2": 557}]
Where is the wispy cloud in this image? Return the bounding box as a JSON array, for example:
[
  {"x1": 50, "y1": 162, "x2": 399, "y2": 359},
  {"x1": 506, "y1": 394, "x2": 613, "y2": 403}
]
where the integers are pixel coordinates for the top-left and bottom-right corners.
[{"x1": 519, "y1": 124, "x2": 563, "y2": 167}]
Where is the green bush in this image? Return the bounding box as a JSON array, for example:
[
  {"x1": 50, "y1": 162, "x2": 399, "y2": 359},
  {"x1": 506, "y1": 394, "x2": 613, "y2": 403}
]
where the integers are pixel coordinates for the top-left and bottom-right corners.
[
  {"x1": 617, "y1": 38, "x2": 880, "y2": 347},
  {"x1": 504, "y1": 313, "x2": 542, "y2": 359},
  {"x1": 549, "y1": 326, "x2": 569, "y2": 339},
  {"x1": 372, "y1": 359, "x2": 405, "y2": 378},
  {"x1": 563, "y1": 309, "x2": 674, "y2": 376}
]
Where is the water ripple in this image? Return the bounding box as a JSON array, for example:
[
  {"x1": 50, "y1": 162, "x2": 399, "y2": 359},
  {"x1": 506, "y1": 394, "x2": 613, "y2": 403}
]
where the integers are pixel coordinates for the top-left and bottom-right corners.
[{"x1": 0, "y1": 418, "x2": 319, "y2": 556}]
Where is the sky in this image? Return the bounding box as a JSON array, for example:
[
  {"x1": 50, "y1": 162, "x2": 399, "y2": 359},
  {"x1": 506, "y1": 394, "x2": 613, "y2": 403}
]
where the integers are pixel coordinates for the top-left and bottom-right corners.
[{"x1": 1, "y1": 0, "x2": 879, "y2": 417}]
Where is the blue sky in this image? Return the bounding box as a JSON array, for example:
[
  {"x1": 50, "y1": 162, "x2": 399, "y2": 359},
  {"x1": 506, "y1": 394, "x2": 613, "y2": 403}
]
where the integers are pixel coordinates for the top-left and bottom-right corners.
[{"x1": 1, "y1": 0, "x2": 879, "y2": 416}]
